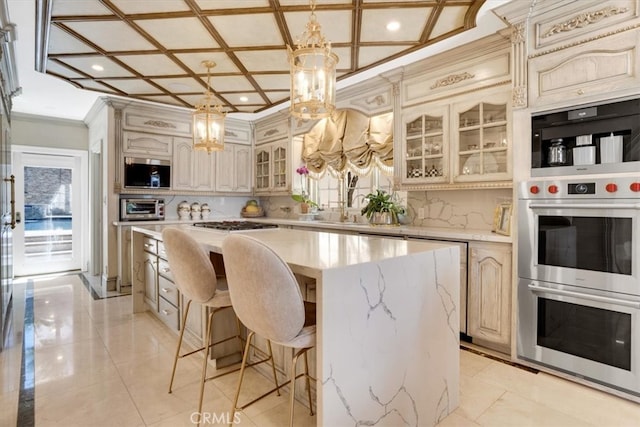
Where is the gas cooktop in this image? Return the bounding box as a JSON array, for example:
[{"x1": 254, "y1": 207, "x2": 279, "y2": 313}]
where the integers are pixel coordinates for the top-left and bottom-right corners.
[{"x1": 192, "y1": 221, "x2": 278, "y2": 231}]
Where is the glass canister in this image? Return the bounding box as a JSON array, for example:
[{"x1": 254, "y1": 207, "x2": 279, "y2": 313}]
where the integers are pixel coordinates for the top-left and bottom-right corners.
[{"x1": 548, "y1": 139, "x2": 567, "y2": 166}]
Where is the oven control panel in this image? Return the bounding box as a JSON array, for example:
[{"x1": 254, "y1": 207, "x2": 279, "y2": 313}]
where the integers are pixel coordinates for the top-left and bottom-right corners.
[{"x1": 520, "y1": 177, "x2": 640, "y2": 199}]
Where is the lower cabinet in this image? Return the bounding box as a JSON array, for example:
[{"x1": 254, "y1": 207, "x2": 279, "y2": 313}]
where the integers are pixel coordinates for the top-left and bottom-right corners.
[
  {"x1": 467, "y1": 241, "x2": 512, "y2": 353},
  {"x1": 143, "y1": 244, "x2": 158, "y2": 311}
]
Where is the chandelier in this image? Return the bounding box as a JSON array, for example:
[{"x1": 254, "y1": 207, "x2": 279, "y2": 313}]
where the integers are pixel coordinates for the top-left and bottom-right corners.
[
  {"x1": 193, "y1": 60, "x2": 226, "y2": 153},
  {"x1": 288, "y1": 0, "x2": 339, "y2": 121}
]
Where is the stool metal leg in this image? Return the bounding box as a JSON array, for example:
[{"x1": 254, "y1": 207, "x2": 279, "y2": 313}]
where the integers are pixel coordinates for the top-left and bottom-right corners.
[
  {"x1": 230, "y1": 330, "x2": 255, "y2": 426},
  {"x1": 303, "y1": 350, "x2": 313, "y2": 415},
  {"x1": 266, "y1": 339, "x2": 280, "y2": 396},
  {"x1": 197, "y1": 307, "x2": 218, "y2": 426},
  {"x1": 168, "y1": 299, "x2": 192, "y2": 393}
]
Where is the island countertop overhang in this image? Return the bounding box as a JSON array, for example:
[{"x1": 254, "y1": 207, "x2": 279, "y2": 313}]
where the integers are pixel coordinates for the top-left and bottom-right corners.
[{"x1": 131, "y1": 224, "x2": 458, "y2": 278}]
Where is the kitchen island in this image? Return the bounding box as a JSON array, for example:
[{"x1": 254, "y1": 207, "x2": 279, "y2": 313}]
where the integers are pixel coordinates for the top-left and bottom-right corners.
[{"x1": 131, "y1": 225, "x2": 460, "y2": 426}]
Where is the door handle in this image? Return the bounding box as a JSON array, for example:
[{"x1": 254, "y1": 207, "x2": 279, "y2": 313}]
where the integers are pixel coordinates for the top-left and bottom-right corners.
[
  {"x1": 528, "y1": 284, "x2": 640, "y2": 309},
  {"x1": 3, "y1": 175, "x2": 17, "y2": 229}
]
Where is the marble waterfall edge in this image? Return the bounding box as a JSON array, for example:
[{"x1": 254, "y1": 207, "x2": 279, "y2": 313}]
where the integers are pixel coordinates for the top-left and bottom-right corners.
[{"x1": 318, "y1": 245, "x2": 460, "y2": 426}]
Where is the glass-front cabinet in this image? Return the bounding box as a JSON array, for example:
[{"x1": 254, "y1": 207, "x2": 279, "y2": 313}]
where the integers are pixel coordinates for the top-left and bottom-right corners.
[
  {"x1": 454, "y1": 93, "x2": 510, "y2": 182},
  {"x1": 254, "y1": 140, "x2": 288, "y2": 193},
  {"x1": 399, "y1": 88, "x2": 511, "y2": 189},
  {"x1": 255, "y1": 147, "x2": 270, "y2": 191},
  {"x1": 402, "y1": 104, "x2": 449, "y2": 184}
]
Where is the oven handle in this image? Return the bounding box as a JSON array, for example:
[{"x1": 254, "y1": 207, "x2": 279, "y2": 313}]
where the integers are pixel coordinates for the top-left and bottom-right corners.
[
  {"x1": 528, "y1": 203, "x2": 640, "y2": 210},
  {"x1": 528, "y1": 284, "x2": 640, "y2": 309}
]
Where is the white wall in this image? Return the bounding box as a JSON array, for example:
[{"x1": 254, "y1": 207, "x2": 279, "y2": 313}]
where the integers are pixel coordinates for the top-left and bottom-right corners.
[{"x1": 11, "y1": 113, "x2": 88, "y2": 150}]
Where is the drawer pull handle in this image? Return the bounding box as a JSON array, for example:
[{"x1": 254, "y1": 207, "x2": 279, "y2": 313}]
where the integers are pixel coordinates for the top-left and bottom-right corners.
[
  {"x1": 144, "y1": 243, "x2": 153, "y2": 249},
  {"x1": 162, "y1": 267, "x2": 171, "y2": 273},
  {"x1": 161, "y1": 288, "x2": 171, "y2": 293},
  {"x1": 161, "y1": 309, "x2": 170, "y2": 316}
]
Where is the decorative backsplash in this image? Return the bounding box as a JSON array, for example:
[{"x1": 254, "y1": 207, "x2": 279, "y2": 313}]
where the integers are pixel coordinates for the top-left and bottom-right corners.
[{"x1": 406, "y1": 188, "x2": 512, "y2": 231}]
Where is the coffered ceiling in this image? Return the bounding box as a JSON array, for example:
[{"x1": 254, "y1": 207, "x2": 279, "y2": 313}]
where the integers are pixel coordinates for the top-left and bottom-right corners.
[{"x1": 36, "y1": 0, "x2": 487, "y2": 115}]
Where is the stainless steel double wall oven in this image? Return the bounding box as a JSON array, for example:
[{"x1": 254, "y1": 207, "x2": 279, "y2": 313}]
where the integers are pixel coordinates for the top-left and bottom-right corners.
[{"x1": 518, "y1": 177, "x2": 640, "y2": 397}]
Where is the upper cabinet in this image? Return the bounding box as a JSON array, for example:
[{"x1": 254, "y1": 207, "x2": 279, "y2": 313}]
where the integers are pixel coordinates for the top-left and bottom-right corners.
[
  {"x1": 529, "y1": 29, "x2": 640, "y2": 108},
  {"x1": 402, "y1": 104, "x2": 449, "y2": 184},
  {"x1": 495, "y1": 0, "x2": 640, "y2": 110},
  {"x1": 122, "y1": 131, "x2": 173, "y2": 158},
  {"x1": 395, "y1": 32, "x2": 512, "y2": 190},
  {"x1": 215, "y1": 143, "x2": 252, "y2": 193},
  {"x1": 172, "y1": 138, "x2": 215, "y2": 192},
  {"x1": 255, "y1": 140, "x2": 288, "y2": 194},
  {"x1": 254, "y1": 116, "x2": 290, "y2": 194},
  {"x1": 399, "y1": 87, "x2": 511, "y2": 190},
  {"x1": 453, "y1": 94, "x2": 510, "y2": 182}
]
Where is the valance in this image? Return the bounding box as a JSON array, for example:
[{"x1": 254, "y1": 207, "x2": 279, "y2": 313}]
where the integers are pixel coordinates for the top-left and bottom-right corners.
[{"x1": 302, "y1": 109, "x2": 393, "y2": 176}]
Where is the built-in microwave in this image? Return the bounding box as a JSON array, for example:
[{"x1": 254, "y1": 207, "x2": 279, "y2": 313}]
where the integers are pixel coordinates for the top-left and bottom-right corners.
[
  {"x1": 531, "y1": 97, "x2": 640, "y2": 176},
  {"x1": 124, "y1": 157, "x2": 171, "y2": 189}
]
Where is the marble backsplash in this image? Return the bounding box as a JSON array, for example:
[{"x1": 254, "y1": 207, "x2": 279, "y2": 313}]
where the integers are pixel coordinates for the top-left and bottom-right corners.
[
  {"x1": 261, "y1": 189, "x2": 513, "y2": 232},
  {"x1": 406, "y1": 188, "x2": 512, "y2": 231}
]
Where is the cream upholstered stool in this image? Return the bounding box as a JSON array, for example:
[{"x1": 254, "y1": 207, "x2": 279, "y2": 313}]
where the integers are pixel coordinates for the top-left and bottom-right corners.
[
  {"x1": 222, "y1": 234, "x2": 316, "y2": 427},
  {"x1": 162, "y1": 228, "x2": 279, "y2": 426}
]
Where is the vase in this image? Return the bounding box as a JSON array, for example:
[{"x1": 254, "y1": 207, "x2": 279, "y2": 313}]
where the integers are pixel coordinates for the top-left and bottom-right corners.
[
  {"x1": 369, "y1": 212, "x2": 397, "y2": 226},
  {"x1": 300, "y1": 203, "x2": 309, "y2": 214}
]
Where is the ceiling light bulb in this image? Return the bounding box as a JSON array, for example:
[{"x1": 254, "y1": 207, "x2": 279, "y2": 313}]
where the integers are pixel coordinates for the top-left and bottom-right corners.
[
  {"x1": 239, "y1": 96, "x2": 248, "y2": 102},
  {"x1": 91, "y1": 64, "x2": 104, "y2": 72},
  {"x1": 386, "y1": 21, "x2": 400, "y2": 31}
]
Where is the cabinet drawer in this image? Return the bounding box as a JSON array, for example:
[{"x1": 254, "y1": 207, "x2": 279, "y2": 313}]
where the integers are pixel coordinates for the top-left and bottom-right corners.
[
  {"x1": 157, "y1": 241, "x2": 168, "y2": 261},
  {"x1": 158, "y1": 275, "x2": 179, "y2": 307},
  {"x1": 143, "y1": 237, "x2": 157, "y2": 255},
  {"x1": 158, "y1": 297, "x2": 180, "y2": 331}
]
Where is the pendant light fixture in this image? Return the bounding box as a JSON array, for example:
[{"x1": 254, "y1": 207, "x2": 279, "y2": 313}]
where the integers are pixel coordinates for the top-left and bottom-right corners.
[
  {"x1": 288, "y1": 0, "x2": 339, "y2": 121},
  {"x1": 193, "y1": 60, "x2": 226, "y2": 153}
]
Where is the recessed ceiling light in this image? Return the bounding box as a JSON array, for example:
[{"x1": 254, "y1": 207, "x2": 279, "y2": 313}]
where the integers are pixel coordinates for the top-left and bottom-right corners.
[
  {"x1": 91, "y1": 64, "x2": 104, "y2": 72},
  {"x1": 386, "y1": 21, "x2": 400, "y2": 32},
  {"x1": 239, "y1": 96, "x2": 249, "y2": 102}
]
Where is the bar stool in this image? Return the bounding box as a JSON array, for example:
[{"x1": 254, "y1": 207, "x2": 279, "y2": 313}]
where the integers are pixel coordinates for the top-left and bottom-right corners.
[
  {"x1": 222, "y1": 234, "x2": 316, "y2": 427},
  {"x1": 162, "y1": 228, "x2": 279, "y2": 426}
]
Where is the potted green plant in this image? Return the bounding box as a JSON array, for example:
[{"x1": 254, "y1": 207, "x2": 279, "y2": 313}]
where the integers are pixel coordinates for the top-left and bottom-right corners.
[{"x1": 360, "y1": 190, "x2": 405, "y2": 225}]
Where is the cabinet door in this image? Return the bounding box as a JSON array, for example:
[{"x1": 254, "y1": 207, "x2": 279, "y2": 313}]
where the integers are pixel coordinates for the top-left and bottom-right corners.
[
  {"x1": 172, "y1": 138, "x2": 193, "y2": 190},
  {"x1": 215, "y1": 144, "x2": 235, "y2": 192},
  {"x1": 143, "y1": 251, "x2": 158, "y2": 311},
  {"x1": 452, "y1": 91, "x2": 510, "y2": 183},
  {"x1": 468, "y1": 242, "x2": 512, "y2": 352},
  {"x1": 234, "y1": 145, "x2": 252, "y2": 193},
  {"x1": 192, "y1": 148, "x2": 216, "y2": 191},
  {"x1": 255, "y1": 146, "x2": 271, "y2": 191},
  {"x1": 271, "y1": 144, "x2": 288, "y2": 192},
  {"x1": 529, "y1": 30, "x2": 640, "y2": 108},
  {"x1": 123, "y1": 131, "x2": 173, "y2": 157},
  {"x1": 401, "y1": 104, "x2": 449, "y2": 184}
]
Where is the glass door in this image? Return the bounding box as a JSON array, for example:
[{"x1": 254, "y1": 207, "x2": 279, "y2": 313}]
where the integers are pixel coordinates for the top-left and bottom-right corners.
[{"x1": 12, "y1": 150, "x2": 86, "y2": 276}]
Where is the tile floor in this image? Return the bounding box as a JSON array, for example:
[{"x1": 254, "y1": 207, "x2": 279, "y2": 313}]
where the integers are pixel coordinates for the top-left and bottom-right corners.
[{"x1": 1, "y1": 274, "x2": 640, "y2": 426}]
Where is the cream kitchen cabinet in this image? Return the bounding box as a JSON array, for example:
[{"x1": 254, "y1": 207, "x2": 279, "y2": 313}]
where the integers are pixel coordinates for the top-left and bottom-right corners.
[
  {"x1": 401, "y1": 103, "x2": 449, "y2": 184},
  {"x1": 172, "y1": 137, "x2": 216, "y2": 191},
  {"x1": 255, "y1": 139, "x2": 288, "y2": 193},
  {"x1": 399, "y1": 87, "x2": 511, "y2": 189},
  {"x1": 122, "y1": 130, "x2": 173, "y2": 158},
  {"x1": 143, "y1": 238, "x2": 158, "y2": 311},
  {"x1": 467, "y1": 241, "x2": 512, "y2": 353},
  {"x1": 452, "y1": 92, "x2": 511, "y2": 183},
  {"x1": 529, "y1": 30, "x2": 640, "y2": 109},
  {"x1": 215, "y1": 143, "x2": 252, "y2": 193}
]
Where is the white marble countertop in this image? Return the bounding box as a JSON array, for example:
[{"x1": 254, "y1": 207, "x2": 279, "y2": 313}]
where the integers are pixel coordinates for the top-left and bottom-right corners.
[
  {"x1": 122, "y1": 216, "x2": 511, "y2": 244},
  {"x1": 132, "y1": 224, "x2": 455, "y2": 277}
]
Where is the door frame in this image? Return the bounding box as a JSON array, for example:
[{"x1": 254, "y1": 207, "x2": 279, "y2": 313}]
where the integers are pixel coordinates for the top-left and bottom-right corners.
[{"x1": 11, "y1": 145, "x2": 88, "y2": 276}]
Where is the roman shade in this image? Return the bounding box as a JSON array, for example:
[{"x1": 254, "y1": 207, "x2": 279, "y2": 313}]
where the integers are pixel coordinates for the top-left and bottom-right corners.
[{"x1": 302, "y1": 109, "x2": 393, "y2": 176}]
